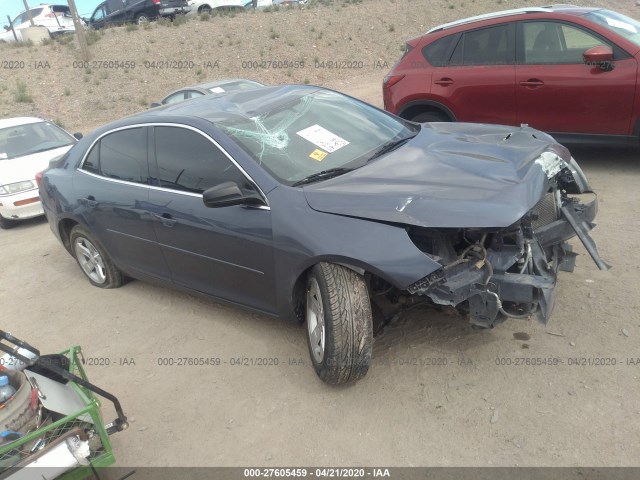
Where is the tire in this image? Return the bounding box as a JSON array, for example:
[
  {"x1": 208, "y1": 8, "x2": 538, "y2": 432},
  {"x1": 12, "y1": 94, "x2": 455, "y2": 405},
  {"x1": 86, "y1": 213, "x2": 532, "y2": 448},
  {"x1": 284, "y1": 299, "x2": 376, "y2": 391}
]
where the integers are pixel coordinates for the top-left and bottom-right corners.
[
  {"x1": 412, "y1": 111, "x2": 450, "y2": 123},
  {"x1": 135, "y1": 13, "x2": 149, "y2": 24},
  {"x1": 0, "y1": 214, "x2": 16, "y2": 230},
  {"x1": 0, "y1": 371, "x2": 37, "y2": 435},
  {"x1": 199, "y1": 5, "x2": 212, "y2": 14},
  {"x1": 69, "y1": 225, "x2": 123, "y2": 288},
  {"x1": 305, "y1": 263, "x2": 373, "y2": 384}
]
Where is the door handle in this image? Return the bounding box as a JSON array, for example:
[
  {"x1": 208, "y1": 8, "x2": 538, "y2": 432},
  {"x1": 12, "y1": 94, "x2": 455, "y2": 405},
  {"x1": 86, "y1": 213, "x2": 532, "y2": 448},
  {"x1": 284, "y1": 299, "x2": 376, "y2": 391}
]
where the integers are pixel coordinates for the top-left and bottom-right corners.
[
  {"x1": 153, "y1": 213, "x2": 177, "y2": 227},
  {"x1": 84, "y1": 196, "x2": 98, "y2": 208},
  {"x1": 519, "y1": 79, "x2": 545, "y2": 88},
  {"x1": 434, "y1": 78, "x2": 454, "y2": 86}
]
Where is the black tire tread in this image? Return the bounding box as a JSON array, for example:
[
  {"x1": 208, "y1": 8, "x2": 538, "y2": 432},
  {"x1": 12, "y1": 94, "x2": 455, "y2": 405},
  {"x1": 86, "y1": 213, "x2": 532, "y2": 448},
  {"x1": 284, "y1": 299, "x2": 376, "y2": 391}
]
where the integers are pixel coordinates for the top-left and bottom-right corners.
[
  {"x1": 0, "y1": 215, "x2": 16, "y2": 230},
  {"x1": 69, "y1": 225, "x2": 124, "y2": 289},
  {"x1": 309, "y1": 262, "x2": 373, "y2": 384}
]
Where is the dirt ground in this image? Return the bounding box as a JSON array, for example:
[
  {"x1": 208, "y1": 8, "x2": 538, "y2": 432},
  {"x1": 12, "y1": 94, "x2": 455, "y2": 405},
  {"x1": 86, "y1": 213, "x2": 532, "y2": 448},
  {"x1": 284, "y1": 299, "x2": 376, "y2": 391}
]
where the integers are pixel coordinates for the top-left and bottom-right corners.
[{"x1": 1, "y1": 0, "x2": 640, "y2": 472}]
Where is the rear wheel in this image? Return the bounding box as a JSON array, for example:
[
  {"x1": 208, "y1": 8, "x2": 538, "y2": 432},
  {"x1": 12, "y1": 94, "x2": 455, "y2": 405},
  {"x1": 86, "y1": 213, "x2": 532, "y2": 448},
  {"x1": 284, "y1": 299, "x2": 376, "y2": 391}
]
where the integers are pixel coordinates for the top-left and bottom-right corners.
[
  {"x1": 70, "y1": 225, "x2": 123, "y2": 288},
  {"x1": 199, "y1": 5, "x2": 212, "y2": 14},
  {"x1": 305, "y1": 263, "x2": 373, "y2": 384},
  {"x1": 412, "y1": 110, "x2": 450, "y2": 123},
  {"x1": 135, "y1": 13, "x2": 149, "y2": 24}
]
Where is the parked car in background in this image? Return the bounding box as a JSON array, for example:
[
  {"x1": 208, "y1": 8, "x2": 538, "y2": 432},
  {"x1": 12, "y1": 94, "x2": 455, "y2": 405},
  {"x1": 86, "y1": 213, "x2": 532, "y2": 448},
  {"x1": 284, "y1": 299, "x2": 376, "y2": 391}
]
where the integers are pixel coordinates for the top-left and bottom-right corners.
[
  {"x1": 0, "y1": 4, "x2": 78, "y2": 43},
  {"x1": 86, "y1": 0, "x2": 161, "y2": 28},
  {"x1": 0, "y1": 118, "x2": 76, "y2": 229},
  {"x1": 186, "y1": 0, "x2": 242, "y2": 15},
  {"x1": 40, "y1": 85, "x2": 607, "y2": 384},
  {"x1": 384, "y1": 6, "x2": 640, "y2": 146},
  {"x1": 151, "y1": 79, "x2": 264, "y2": 106},
  {"x1": 159, "y1": 0, "x2": 191, "y2": 18}
]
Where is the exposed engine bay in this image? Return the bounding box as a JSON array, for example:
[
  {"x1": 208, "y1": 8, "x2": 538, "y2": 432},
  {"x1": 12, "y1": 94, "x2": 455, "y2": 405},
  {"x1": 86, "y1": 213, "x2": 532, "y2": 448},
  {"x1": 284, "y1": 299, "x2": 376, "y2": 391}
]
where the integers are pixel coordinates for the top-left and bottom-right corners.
[{"x1": 367, "y1": 155, "x2": 609, "y2": 329}]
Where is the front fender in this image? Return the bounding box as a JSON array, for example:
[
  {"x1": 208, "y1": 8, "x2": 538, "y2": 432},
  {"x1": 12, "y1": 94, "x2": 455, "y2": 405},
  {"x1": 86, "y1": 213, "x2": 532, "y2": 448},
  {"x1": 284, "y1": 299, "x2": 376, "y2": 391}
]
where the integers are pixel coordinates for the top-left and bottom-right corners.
[{"x1": 269, "y1": 187, "x2": 442, "y2": 319}]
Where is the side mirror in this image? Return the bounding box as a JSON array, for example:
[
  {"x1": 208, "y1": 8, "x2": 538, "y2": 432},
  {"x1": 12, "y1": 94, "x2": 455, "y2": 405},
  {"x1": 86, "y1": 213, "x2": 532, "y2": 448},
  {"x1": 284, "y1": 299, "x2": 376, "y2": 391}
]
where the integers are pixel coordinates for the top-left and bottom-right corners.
[
  {"x1": 203, "y1": 181, "x2": 265, "y2": 208},
  {"x1": 583, "y1": 45, "x2": 614, "y2": 71},
  {"x1": 3, "y1": 25, "x2": 9, "y2": 31},
  {"x1": 73, "y1": 132, "x2": 83, "y2": 140},
  {"x1": 149, "y1": 102, "x2": 162, "y2": 108}
]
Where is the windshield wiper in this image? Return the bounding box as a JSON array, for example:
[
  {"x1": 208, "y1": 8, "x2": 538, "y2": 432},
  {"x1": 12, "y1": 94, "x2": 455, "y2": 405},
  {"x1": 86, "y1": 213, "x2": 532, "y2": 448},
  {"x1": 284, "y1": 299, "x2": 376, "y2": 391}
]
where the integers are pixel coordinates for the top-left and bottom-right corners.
[
  {"x1": 291, "y1": 168, "x2": 353, "y2": 187},
  {"x1": 367, "y1": 134, "x2": 416, "y2": 163}
]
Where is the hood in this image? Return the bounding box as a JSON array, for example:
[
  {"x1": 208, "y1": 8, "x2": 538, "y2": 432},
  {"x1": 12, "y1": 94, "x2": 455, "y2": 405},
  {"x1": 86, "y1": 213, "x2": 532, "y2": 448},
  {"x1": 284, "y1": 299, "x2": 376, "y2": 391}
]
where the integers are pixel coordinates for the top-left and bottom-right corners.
[
  {"x1": 303, "y1": 123, "x2": 570, "y2": 229},
  {"x1": 0, "y1": 146, "x2": 72, "y2": 186}
]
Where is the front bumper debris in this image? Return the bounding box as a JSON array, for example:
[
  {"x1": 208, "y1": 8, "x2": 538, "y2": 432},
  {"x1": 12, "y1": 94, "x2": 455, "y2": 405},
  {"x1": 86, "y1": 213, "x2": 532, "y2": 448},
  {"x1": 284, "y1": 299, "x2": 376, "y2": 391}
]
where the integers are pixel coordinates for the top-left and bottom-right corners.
[{"x1": 406, "y1": 189, "x2": 608, "y2": 329}]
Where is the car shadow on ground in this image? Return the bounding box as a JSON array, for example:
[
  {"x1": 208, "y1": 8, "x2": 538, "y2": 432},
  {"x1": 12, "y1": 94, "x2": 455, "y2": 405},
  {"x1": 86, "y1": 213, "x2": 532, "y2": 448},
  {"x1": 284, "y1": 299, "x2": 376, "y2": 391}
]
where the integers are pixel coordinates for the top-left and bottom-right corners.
[
  {"x1": 569, "y1": 145, "x2": 639, "y2": 171},
  {"x1": 1, "y1": 215, "x2": 48, "y2": 232}
]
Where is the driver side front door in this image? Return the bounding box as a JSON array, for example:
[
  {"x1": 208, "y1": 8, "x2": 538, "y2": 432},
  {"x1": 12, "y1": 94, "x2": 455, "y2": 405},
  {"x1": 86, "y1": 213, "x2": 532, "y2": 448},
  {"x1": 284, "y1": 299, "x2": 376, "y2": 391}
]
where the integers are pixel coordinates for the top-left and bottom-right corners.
[
  {"x1": 515, "y1": 20, "x2": 637, "y2": 135},
  {"x1": 146, "y1": 125, "x2": 277, "y2": 314}
]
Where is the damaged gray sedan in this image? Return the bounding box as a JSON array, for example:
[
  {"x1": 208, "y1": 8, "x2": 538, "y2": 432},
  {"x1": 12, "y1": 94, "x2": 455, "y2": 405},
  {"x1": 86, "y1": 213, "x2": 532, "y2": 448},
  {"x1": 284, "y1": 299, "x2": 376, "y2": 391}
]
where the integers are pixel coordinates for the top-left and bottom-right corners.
[{"x1": 39, "y1": 85, "x2": 609, "y2": 384}]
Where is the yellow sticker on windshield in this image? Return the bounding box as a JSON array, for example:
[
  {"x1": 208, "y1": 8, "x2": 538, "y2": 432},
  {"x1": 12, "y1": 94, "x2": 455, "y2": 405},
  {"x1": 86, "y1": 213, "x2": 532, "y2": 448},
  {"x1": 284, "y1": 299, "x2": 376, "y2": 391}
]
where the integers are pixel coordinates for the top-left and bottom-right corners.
[{"x1": 309, "y1": 149, "x2": 328, "y2": 161}]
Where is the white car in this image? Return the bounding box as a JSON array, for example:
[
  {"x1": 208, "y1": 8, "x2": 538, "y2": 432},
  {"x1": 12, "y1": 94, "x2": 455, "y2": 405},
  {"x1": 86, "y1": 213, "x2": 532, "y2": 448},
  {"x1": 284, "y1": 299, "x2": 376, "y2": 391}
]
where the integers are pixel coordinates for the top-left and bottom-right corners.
[
  {"x1": 0, "y1": 4, "x2": 77, "y2": 43},
  {"x1": 186, "y1": 0, "x2": 244, "y2": 15},
  {"x1": 0, "y1": 118, "x2": 77, "y2": 229}
]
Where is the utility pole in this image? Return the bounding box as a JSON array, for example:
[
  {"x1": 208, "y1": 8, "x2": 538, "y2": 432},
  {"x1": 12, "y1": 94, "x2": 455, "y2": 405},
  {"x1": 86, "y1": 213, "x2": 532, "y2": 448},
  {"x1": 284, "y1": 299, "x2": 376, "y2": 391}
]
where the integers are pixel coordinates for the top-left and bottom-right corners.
[
  {"x1": 67, "y1": 0, "x2": 91, "y2": 62},
  {"x1": 6, "y1": 16, "x2": 18, "y2": 42},
  {"x1": 22, "y1": 0, "x2": 35, "y2": 26}
]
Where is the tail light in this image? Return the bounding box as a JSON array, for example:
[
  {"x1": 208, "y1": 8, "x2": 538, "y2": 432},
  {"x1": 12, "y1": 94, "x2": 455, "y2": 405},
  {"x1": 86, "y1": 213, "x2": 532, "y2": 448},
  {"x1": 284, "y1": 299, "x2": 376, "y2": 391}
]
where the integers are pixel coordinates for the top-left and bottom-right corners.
[
  {"x1": 382, "y1": 74, "x2": 405, "y2": 111},
  {"x1": 152, "y1": 0, "x2": 161, "y2": 3},
  {"x1": 35, "y1": 171, "x2": 45, "y2": 189},
  {"x1": 383, "y1": 74, "x2": 405, "y2": 89}
]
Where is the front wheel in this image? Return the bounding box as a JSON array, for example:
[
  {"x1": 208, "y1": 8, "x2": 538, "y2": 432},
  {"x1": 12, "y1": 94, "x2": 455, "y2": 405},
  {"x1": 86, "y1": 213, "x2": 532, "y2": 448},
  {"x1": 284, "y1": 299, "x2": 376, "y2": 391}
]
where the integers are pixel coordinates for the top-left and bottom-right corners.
[
  {"x1": 0, "y1": 214, "x2": 16, "y2": 230},
  {"x1": 135, "y1": 14, "x2": 149, "y2": 24},
  {"x1": 70, "y1": 225, "x2": 123, "y2": 288},
  {"x1": 199, "y1": 5, "x2": 212, "y2": 14},
  {"x1": 305, "y1": 263, "x2": 373, "y2": 384}
]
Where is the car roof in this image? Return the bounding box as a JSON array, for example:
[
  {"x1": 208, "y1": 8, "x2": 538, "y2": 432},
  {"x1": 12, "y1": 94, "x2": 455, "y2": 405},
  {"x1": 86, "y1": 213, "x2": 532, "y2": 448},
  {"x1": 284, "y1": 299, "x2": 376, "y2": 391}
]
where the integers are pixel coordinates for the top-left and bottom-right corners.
[
  {"x1": 140, "y1": 85, "x2": 319, "y2": 124},
  {"x1": 0, "y1": 117, "x2": 46, "y2": 129},
  {"x1": 163, "y1": 79, "x2": 264, "y2": 97},
  {"x1": 193, "y1": 79, "x2": 264, "y2": 90},
  {"x1": 426, "y1": 4, "x2": 600, "y2": 33}
]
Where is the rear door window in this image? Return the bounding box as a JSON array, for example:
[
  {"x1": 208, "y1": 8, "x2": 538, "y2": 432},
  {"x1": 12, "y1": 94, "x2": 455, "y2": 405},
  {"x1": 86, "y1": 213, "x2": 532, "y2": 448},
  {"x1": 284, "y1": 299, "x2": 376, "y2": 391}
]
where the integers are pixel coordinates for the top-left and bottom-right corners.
[
  {"x1": 82, "y1": 127, "x2": 150, "y2": 184},
  {"x1": 450, "y1": 24, "x2": 512, "y2": 65}
]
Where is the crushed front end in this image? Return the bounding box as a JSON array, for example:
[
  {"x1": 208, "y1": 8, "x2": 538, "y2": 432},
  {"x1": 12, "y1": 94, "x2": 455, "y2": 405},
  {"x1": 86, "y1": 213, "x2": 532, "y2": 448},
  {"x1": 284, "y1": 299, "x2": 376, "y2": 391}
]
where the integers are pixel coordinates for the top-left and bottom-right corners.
[{"x1": 402, "y1": 155, "x2": 609, "y2": 328}]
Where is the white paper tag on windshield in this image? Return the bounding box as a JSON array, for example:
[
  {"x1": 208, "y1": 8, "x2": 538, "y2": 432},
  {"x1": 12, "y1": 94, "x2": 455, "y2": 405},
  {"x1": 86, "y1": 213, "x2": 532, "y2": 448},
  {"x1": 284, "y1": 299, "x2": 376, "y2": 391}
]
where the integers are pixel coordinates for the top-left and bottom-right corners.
[
  {"x1": 0, "y1": 153, "x2": 6, "y2": 159},
  {"x1": 210, "y1": 87, "x2": 225, "y2": 94},
  {"x1": 296, "y1": 125, "x2": 349, "y2": 153}
]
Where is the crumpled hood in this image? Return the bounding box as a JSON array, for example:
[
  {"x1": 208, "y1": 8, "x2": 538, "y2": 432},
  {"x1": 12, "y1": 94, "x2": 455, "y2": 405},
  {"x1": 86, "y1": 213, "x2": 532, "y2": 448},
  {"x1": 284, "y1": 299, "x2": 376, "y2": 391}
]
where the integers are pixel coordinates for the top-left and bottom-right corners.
[{"x1": 303, "y1": 122, "x2": 570, "y2": 229}]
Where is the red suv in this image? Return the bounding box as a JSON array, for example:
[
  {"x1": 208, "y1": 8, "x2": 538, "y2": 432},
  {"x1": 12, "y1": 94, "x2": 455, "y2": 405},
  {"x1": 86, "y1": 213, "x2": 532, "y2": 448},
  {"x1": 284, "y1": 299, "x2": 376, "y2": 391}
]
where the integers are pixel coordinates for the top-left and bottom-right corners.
[{"x1": 383, "y1": 6, "x2": 640, "y2": 145}]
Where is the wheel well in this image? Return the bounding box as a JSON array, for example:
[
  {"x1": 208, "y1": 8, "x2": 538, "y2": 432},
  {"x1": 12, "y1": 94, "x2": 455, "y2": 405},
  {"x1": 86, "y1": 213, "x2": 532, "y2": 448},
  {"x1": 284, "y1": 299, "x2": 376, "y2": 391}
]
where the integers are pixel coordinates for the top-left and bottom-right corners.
[
  {"x1": 58, "y1": 218, "x2": 79, "y2": 253},
  {"x1": 198, "y1": 4, "x2": 211, "y2": 12},
  {"x1": 399, "y1": 103, "x2": 454, "y2": 122},
  {"x1": 290, "y1": 262, "x2": 391, "y2": 323}
]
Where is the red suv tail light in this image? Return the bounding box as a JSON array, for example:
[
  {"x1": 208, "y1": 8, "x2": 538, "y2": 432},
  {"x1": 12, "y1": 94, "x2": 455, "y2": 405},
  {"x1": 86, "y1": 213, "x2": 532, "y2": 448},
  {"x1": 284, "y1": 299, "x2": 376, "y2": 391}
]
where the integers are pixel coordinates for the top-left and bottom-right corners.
[
  {"x1": 152, "y1": 0, "x2": 161, "y2": 3},
  {"x1": 383, "y1": 74, "x2": 405, "y2": 89},
  {"x1": 35, "y1": 171, "x2": 45, "y2": 189}
]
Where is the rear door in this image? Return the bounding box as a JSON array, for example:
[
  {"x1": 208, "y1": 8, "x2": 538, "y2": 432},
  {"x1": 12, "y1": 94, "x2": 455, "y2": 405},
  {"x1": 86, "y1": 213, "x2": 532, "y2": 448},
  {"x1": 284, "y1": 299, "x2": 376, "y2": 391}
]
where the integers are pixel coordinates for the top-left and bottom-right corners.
[
  {"x1": 430, "y1": 23, "x2": 517, "y2": 125},
  {"x1": 104, "y1": 0, "x2": 128, "y2": 25},
  {"x1": 74, "y1": 126, "x2": 170, "y2": 280},
  {"x1": 147, "y1": 125, "x2": 277, "y2": 313},
  {"x1": 515, "y1": 20, "x2": 637, "y2": 135}
]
